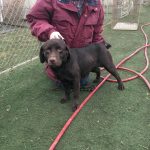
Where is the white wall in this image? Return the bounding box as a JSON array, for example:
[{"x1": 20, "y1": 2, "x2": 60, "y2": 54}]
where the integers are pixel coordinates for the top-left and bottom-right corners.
[
  {"x1": 0, "y1": 0, "x2": 3, "y2": 22},
  {"x1": 24, "y1": 0, "x2": 36, "y2": 8},
  {"x1": 102, "y1": 0, "x2": 113, "y2": 6},
  {"x1": 23, "y1": 0, "x2": 37, "y2": 19}
]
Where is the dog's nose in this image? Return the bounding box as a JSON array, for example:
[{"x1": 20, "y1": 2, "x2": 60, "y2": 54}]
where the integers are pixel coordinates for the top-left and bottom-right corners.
[{"x1": 49, "y1": 58, "x2": 56, "y2": 64}]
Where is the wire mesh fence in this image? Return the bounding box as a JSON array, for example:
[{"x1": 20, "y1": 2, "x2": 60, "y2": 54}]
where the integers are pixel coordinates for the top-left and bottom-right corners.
[
  {"x1": 0, "y1": 0, "x2": 39, "y2": 74},
  {"x1": 0, "y1": 0, "x2": 112, "y2": 75},
  {"x1": 102, "y1": 0, "x2": 113, "y2": 25},
  {"x1": 111, "y1": 0, "x2": 141, "y2": 30},
  {"x1": 143, "y1": 0, "x2": 150, "y2": 6}
]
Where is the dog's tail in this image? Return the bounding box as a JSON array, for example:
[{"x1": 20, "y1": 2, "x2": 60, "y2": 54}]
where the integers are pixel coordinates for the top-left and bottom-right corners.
[{"x1": 105, "y1": 42, "x2": 112, "y2": 49}]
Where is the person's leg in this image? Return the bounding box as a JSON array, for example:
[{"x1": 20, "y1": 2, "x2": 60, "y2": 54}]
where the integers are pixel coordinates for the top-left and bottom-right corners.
[{"x1": 80, "y1": 75, "x2": 90, "y2": 88}]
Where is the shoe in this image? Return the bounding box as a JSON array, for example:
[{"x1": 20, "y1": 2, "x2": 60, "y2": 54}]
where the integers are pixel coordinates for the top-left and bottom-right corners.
[{"x1": 80, "y1": 75, "x2": 90, "y2": 87}]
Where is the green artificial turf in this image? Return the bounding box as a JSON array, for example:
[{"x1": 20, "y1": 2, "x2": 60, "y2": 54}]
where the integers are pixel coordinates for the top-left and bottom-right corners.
[{"x1": 0, "y1": 6, "x2": 150, "y2": 150}]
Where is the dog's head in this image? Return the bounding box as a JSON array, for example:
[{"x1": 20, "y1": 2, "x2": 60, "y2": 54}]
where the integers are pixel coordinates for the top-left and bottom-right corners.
[{"x1": 39, "y1": 39, "x2": 70, "y2": 67}]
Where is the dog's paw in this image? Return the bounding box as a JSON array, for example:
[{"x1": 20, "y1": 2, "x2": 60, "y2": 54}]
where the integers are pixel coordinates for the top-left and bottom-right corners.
[
  {"x1": 60, "y1": 97, "x2": 67, "y2": 104},
  {"x1": 72, "y1": 103, "x2": 78, "y2": 112},
  {"x1": 118, "y1": 84, "x2": 125, "y2": 90}
]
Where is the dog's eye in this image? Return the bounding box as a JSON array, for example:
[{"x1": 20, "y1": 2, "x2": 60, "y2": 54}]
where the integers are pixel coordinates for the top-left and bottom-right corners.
[
  {"x1": 57, "y1": 49, "x2": 63, "y2": 53},
  {"x1": 44, "y1": 51, "x2": 50, "y2": 55}
]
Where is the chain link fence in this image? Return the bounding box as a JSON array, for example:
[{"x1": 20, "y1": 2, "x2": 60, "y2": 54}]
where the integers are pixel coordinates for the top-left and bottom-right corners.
[
  {"x1": 0, "y1": 0, "x2": 113, "y2": 75},
  {"x1": 0, "y1": 0, "x2": 39, "y2": 74}
]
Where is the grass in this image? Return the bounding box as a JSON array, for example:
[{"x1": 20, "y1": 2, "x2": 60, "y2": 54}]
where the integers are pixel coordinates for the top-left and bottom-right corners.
[{"x1": 0, "y1": 5, "x2": 150, "y2": 150}]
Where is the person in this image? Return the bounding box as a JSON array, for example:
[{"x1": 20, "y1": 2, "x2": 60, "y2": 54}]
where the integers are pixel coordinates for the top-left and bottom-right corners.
[{"x1": 26, "y1": 0, "x2": 111, "y2": 88}]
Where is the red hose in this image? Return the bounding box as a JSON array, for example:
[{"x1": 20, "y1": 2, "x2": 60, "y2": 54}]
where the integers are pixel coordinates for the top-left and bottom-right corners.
[
  {"x1": 101, "y1": 44, "x2": 150, "y2": 87},
  {"x1": 101, "y1": 23, "x2": 150, "y2": 85},
  {"x1": 49, "y1": 23, "x2": 150, "y2": 150}
]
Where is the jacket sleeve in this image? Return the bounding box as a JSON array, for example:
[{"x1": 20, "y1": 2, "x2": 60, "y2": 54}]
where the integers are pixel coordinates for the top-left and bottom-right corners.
[
  {"x1": 92, "y1": 4, "x2": 105, "y2": 44},
  {"x1": 26, "y1": 0, "x2": 56, "y2": 42}
]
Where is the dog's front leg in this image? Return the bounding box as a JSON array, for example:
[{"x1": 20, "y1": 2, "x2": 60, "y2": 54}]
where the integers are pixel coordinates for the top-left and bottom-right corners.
[
  {"x1": 72, "y1": 77, "x2": 80, "y2": 112},
  {"x1": 92, "y1": 67, "x2": 101, "y2": 83},
  {"x1": 60, "y1": 83, "x2": 71, "y2": 104}
]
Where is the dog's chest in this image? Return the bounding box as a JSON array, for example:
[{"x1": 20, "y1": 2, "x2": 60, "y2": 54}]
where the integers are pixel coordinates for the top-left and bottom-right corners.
[{"x1": 53, "y1": 67, "x2": 74, "y2": 82}]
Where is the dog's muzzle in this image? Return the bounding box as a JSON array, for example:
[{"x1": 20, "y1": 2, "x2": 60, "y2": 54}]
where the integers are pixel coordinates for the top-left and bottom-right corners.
[{"x1": 48, "y1": 57, "x2": 62, "y2": 67}]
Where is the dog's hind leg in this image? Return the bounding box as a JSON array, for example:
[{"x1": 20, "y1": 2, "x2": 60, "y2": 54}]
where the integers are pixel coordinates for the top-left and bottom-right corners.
[
  {"x1": 92, "y1": 67, "x2": 102, "y2": 83},
  {"x1": 103, "y1": 63, "x2": 125, "y2": 90}
]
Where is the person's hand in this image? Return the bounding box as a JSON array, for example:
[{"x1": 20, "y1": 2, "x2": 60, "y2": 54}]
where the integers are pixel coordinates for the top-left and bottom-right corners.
[{"x1": 50, "y1": 31, "x2": 64, "y2": 40}]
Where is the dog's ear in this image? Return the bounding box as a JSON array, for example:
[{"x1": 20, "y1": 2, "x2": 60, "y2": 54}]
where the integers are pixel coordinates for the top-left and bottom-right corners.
[
  {"x1": 65, "y1": 45, "x2": 70, "y2": 59},
  {"x1": 39, "y1": 45, "x2": 46, "y2": 63},
  {"x1": 63, "y1": 40, "x2": 70, "y2": 54},
  {"x1": 61, "y1": 45, "x2": 70, "y2": 63},
  {"x1": 66, "y1": 45, "x2": 70, "y2": 51}
]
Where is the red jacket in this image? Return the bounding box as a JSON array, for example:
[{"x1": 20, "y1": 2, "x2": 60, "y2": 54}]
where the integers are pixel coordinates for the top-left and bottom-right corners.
[{"x1": 26, "y1": 0, "x2": 104, "y2": 48}]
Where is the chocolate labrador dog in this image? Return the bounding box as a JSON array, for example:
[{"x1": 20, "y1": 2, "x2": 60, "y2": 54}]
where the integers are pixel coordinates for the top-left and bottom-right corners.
[{"x1": 40, "y1": 39, "x2": 124, "y2": 111}]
